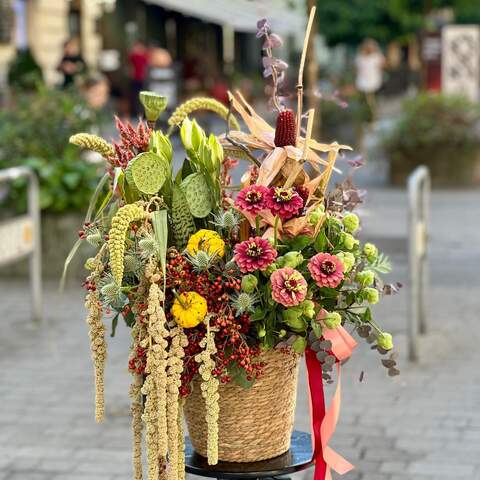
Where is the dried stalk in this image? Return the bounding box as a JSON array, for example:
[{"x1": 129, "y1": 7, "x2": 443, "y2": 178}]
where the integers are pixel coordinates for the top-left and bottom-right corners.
[{"x1": 296, "y1": 6, "x2": 317, "y2": 140}]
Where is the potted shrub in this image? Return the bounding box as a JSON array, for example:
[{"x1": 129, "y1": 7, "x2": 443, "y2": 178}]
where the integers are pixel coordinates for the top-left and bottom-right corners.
[
  {"x1": 68, "y1": 15, "x2": 399, "y2": 480},
  {"x1": 382, "y1": 93, "x2": 480, "y2": 186},
  {"x1": 0, "y1": 86, "x2": 102, "y2": 277}
]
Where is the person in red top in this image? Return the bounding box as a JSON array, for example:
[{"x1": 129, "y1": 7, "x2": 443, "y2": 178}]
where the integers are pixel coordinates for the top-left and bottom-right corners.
[{"x1": 128, "y1": 40, "x2": 149, "y2": 116}]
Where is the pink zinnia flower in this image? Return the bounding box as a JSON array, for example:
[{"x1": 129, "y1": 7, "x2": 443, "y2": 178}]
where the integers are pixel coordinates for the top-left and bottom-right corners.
[
  {"x1": 235, "y1": 185, "x2": 269, "y2": 214},
  {"x1": 308, "y1": 253, "x2": 345, "y2": 288},
  {"x1": 234, "y1": 237, "x2": 277, "y2": 273},
  {"x1": 270, "y1": 267, "x2": 308, "y2": 307},
  {"x1": 265, "y1": 186, "x2": 303, "y2": 220}
]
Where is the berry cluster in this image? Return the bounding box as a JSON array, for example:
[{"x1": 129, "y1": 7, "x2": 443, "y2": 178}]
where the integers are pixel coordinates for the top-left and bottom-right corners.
[{"x1": 165, "y1": 250, "x2": 263, "y2": 395}]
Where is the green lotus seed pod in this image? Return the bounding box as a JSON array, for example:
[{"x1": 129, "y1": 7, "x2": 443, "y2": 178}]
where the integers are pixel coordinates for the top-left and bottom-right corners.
[
  {"x1": 363, "y1": 242, "x2": 378, "y2": 261},
  {"x1": 125, "y1": 152, "x2": 167, "y2": 195},
  {"x1": 324, "y1": 311, "x2": 342, "y2": 330},
  {"x1": 180, "y1": 172, "x2": 212, "y2": 218},
  {"x1": 377, "y1": 332, "x2": 394, "y2": 351},
  {"x1": 241, "y1": 274, "x2": 258, "y2": 293},
  {"x1": 283, "y1": 251, "x2": 304, "y2": 268},
  {"x1": 139, "y1": 91, "x2": 168, "y2": 122},
  {"x1": 363, "y1": 287, "x2": 379, "y2": 304},
  {"x1": 355, "y1": 270, "x2": 375, "y2": 287},
  {"x1": 343, "y1": 213, "x2": 360, "y2": 233}
]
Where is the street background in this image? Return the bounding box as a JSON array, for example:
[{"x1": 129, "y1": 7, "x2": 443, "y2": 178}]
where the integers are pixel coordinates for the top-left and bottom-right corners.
[{"x1": 2, "y1": 0, "x2": 480, "y2": 479}]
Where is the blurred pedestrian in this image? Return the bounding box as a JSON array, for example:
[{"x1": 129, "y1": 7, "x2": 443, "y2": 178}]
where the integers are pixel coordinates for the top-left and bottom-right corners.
[
  {"x1": 81, "y1": 74, "x2": 110, "y2": 111},
  {"x1": 355, "y1": 38, "x2": 385, "y2": 122},
  {"x1": 128, "y1": 40, "x2": 149, "y2": 116},
  {"x1": 57, "y1": 37, "x2": 86, "y2": 88}
]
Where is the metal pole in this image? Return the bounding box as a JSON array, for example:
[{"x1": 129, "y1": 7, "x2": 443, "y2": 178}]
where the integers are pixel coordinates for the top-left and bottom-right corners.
[
  {"x1": 27, "y1": 170, "x2": 42, "y2": 323},
  {"x1": 0, "y1": 166, "x2": 42, "y2": 323},
  {"x1": 407, "y1": 166, "x2": 430, "y2": 362}
]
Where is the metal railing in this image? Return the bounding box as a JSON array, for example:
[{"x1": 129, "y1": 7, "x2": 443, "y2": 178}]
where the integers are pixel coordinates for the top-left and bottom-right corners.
[
  {"x1": 0, "y1": 166, "x2": 42, "y2": 322},
  {"x1": 407, "y1": 166, "x2": 430, "y2": 362}
]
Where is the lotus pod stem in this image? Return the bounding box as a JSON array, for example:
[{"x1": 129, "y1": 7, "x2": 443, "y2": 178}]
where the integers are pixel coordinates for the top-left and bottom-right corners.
[
  {"x1": 70, "y1": 133, "x2": 115, "y2": 157},
  {"x1": 167, "y1": 97, "x2": 240, "y2": 131},
  {"x1": 108, "y1": 203, "x2": 146, "y2": 283}
]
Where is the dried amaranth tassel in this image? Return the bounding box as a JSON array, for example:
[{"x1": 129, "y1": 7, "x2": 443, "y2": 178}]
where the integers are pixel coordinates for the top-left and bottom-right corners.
[
  {"x1": 70, "y1": 133, "x2": 115, "y2": 157},
  {"x1": 108, "y1": 202, "x2": 146, "y2": 284},
  {"x1": 196, "y1": 318, "x2": 220, "y2": 465},
  {"x1": 167, "y1": 97, "x2": 240, "y2": 130},
  {"x1": 274, "y1": 110, "x2": 296, "y2": 147},
  {"x1": 130, "y1": 374, "x2": 143, "y2": 480}
]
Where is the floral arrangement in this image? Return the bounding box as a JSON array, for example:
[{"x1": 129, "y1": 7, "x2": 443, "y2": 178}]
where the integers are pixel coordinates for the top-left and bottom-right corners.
[{"x1": 68, "y1": 10, "x2": 399, "y2": 480}]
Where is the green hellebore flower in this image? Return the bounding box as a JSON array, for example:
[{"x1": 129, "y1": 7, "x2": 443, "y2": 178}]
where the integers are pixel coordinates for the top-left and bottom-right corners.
[
  {"x1": 363, "y1": 287, "x2": 379, "y2": 304},
  {"x1": 324, "y1": 311, "x2": 342, "y2": 329},
  {"x1": 139, "y1": 91, "x2": 168, "y2": 122},
  {"x1": 283, "y1": 308, "x2": 305, "y2": 330},
  {"x1": 377, "y1": 332, "x2": 394, "y2": 351},
  {"x1": 342, "y1": 232, "x2": 355, "y2": 250},
  {"x1": 282, "y1": 251, "x2": 304, "y2": 268},
  {"x1": 292, "y1": 335, "x2": 307, "y2": 353},
  {"x1": 363, "y1": 242, "x2": 378, "y2": 262},
  {"x1": 241, "y1": 274, "x2": 258, "y2": 293},
  {"x1": 265, "y1": 263, "x2": 278, "y2": 275},
  {"x1": 337, "y1": 251, "x2": 355, "y2": 273},
  {"x1": 308, "y1": 206, "x2": 325, "y2": 226},
  {"x1": 301, "y1": 300, "x2": 315, "y2": 319},
  {"x1": 343, "y1": 213, "x2": 360, "y2": 233},
  {"x1": 356, "y1": 270, "x2": 375, "y2": 287}
]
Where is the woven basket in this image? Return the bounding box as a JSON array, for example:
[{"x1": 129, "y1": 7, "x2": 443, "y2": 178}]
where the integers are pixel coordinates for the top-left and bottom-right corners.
[{"x1": 184, "y1": 349, "x2": 299, "y2": 463}]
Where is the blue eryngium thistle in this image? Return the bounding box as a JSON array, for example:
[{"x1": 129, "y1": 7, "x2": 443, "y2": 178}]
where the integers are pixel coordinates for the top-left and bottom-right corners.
[
  {"x1": 230, "y1": 292, "x2": 258, "y2": 315},
  {"x1": 185, "y1": 250, "x2": 216, "y2": 272},
  {"x1": 211, "y1": 210, "x2": 239, "y2": 230}
]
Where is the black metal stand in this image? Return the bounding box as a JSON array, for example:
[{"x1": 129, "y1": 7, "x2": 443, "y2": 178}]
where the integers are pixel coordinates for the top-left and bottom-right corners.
[{"x1": 185, "y1": 430, "x2": 313, "y2": 480}]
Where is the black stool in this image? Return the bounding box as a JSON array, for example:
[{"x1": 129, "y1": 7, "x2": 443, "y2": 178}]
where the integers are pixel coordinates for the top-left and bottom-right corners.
[{"x1": 185, "y1": 430, "x2": 313, "y2": 479}]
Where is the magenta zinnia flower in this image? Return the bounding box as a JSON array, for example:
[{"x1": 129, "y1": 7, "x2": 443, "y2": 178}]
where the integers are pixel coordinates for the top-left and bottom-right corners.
[
  {"x1": 265, "y1": 186, "x2": 303, "y2": 220},
  {"x1": 270, "y1": 267, "x2": 307, "y2": 307},
  {"x1": 234, "y1": 237, "x2": 277, "y2": 273},
  {"x1": 235, "y1": 185, "x2": 269, "y2": 214},
  {"x1": 308, "y1": 253, "x2": 345, "y2": 288}
]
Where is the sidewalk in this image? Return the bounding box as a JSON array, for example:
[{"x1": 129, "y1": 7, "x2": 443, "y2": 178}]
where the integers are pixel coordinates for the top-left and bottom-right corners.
[{"x1": 1, "y1": 188, "x2": 480, "y2": 480}]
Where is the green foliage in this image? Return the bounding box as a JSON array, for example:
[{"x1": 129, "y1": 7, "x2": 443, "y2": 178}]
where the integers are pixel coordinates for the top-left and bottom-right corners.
[
  {"x1": 7, "y1": 49, "x2": 43, "y2": 90},
  {"x1": 317, "y1": 0, "x2": 480, "y2": 45},
  {"x1": 0, "y1": 86, "x2": 101, "y2": 212},
  {"x1": 171, "y1": 185, "x2": 196, "y2": 250},
  {"x1": 384, "y1": 93, "x2": 480, "y2": 152}
]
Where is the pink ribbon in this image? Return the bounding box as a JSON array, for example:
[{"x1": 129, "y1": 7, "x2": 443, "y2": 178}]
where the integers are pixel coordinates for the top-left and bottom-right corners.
[{"x1": 306, "y1": 326, "x2": 357, "y2": 480}]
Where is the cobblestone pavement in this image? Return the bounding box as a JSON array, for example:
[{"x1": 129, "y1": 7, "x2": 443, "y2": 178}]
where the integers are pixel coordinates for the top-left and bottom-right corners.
[{"x1": 1, "y1": 189, "x2": 480, "y2": 480}]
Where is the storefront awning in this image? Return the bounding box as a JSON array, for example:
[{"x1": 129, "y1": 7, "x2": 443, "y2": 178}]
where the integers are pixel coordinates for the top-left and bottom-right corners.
[{"x1": 143, "y1": 0, "x2": 305, "y2": 35}]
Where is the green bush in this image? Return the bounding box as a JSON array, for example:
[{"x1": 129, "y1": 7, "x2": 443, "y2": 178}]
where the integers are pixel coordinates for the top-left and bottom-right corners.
[
  {"x1": 0, "y1": 86, "x2": 103, "y2": 212},
  {"x1": 382, "y1": 93, "x2": 480, "y2": 185}
]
